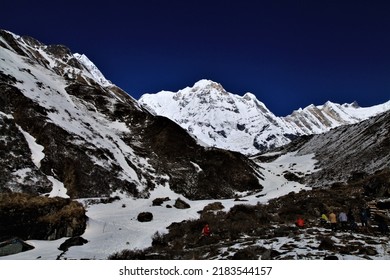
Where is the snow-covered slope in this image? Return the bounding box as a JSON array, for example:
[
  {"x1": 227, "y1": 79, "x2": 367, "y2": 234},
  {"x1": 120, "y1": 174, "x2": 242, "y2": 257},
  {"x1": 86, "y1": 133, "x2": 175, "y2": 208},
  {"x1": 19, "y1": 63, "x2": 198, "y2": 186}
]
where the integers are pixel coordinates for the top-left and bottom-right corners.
[
  {"x1": 139, "y1": 79, "x2": 390, "y2": 155},
  {"x1": 0, "y1": 30, "x2": 150, "y2": 196},
  {"x1": 284, "y1": 100, "x2": 390, "y2": 134},
  {"x1": 0, "y1": 29, "x2": 261, "y2": 199},
  {"x1": 73, "y1": 53, "x2": 112, "y2": 87},
  {"x1": 0, "y1": 150, "x2": 319, "y2": 260}
]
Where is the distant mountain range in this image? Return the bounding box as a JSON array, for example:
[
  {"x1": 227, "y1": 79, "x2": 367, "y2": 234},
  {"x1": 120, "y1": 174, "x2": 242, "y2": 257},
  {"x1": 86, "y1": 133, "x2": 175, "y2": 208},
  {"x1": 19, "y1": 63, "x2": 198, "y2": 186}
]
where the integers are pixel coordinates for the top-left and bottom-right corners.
[{"x1": 140, "y1": 79, "x2": 390, "y2": 155}]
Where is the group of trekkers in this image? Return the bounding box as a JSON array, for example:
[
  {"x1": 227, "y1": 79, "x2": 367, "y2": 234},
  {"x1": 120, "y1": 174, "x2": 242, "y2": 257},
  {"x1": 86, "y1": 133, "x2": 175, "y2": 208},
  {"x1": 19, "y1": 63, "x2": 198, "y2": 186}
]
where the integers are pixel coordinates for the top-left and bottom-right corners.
[
  {"x1": 295, "y1": 205, "x2": 389, "y2": 235},
  {"x1": 200, "y1": 205, "x2": 389, "y2": 240},
  {"x1": 321, "y1": 208, "x2": 362, "y2": 232}
]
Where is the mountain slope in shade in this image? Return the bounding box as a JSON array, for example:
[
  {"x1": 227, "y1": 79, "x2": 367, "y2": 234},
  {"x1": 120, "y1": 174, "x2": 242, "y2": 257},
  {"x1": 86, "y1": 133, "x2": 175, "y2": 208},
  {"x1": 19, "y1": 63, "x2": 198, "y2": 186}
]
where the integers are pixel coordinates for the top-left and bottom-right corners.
[
  {"x1": 275, "y1": 109, "x2": 390, "y2": 189},
  {"x1": 0, "y1": 29, "x2": 261, "y2": 199},
  {"x1": 139, "y1": 79, "x2": 390, "y2": 155}
]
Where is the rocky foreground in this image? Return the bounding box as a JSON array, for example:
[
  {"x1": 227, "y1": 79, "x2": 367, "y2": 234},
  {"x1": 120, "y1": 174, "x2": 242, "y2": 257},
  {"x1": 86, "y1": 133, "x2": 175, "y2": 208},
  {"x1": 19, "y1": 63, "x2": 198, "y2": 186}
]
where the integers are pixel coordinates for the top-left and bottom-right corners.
[{"x1": 109, "y1": 174, "x2": 390, "y2": 260}]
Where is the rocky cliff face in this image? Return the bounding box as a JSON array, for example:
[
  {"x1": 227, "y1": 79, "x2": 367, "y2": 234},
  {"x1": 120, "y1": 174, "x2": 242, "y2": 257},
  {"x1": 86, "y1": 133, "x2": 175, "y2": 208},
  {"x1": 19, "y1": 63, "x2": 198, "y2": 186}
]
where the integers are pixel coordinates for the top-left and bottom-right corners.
[
  {"x1": 256, "y1": 109, "x2": 390, "y2": 191},
  {"x1": 297, "y1": 109, "x2": 390, "y2": 189},
  {"x1": 0, "y1": 29, "x2": 261, "y2": 200},
  {"x1": 139, "y1": 80, "x2": 390, "y2": 155}
]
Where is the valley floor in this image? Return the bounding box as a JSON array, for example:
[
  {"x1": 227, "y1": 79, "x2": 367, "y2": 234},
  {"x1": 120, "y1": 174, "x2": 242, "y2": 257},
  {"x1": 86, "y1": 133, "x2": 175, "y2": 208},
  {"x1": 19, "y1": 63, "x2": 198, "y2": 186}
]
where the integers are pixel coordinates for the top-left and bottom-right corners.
[{"x1": 1, "y1": 152, "x2": 389, "y2": 260}]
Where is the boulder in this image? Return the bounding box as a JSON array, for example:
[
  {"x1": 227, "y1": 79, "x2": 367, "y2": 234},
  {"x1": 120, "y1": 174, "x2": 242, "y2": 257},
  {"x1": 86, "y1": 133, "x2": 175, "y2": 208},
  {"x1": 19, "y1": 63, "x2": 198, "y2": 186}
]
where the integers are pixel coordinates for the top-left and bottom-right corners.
[
  {"x1": 137, "y1": 212, "x2": 153, "y2": 222},
  {"x1": 174, "y1": 198, "x2": 191, "y2": 209},
  {"x1": 152, "y1": 197, "x2": 170, "y2": 206},
  {"x1": 0, "y1": 238, "x2": 34, "y2": 257},
  {"x1": 58, "y1": 236, "x2": 88, "y2": 251},
  {"x1": 318, "y1": 237, "x2": 335, "y2": 250}
]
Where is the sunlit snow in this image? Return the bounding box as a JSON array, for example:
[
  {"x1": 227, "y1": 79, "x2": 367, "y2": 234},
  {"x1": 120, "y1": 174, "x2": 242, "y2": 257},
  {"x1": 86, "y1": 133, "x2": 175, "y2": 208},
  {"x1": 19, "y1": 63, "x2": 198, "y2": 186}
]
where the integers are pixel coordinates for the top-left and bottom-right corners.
[{"x1": 17, "y1": 125, "x2": 45, "y2": 168}]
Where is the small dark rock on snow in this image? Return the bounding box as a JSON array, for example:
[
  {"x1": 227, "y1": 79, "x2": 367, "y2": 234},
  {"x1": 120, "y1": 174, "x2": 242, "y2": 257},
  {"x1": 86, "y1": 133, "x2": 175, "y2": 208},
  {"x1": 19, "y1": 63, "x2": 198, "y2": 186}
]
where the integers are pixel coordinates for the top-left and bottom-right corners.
[{"x1": 137, "y1": 212, "x2": 153, "y2": 222}]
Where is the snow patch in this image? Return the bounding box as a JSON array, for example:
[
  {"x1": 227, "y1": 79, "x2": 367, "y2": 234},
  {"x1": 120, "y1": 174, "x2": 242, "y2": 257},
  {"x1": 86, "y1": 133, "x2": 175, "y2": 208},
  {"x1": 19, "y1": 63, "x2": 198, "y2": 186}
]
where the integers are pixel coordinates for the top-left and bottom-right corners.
[
  {"x1": 46, "y1": 176, "x2": 69, "y2": 198},
  {"x1": 253, "y1": 152, "x2": 318, "y2": 202},
  {"x1": 190, "y1": 161, "x2": 203, "y2": 173},
  {"x1": 0, "y1": 111, "x2": 14, "y2": 119},
  {"x1": 73, "y1": 53, "x2": 112, "y2": 87},
  {"x1": 16, "y1": 125, "x2": 45, "y2": 168}
]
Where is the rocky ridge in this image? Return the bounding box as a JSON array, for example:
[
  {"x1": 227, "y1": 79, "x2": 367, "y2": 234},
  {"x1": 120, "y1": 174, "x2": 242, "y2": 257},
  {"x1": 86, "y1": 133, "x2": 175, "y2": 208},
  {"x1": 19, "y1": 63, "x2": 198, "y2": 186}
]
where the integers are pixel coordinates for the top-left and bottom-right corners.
[
  {"x1": 0, "y1": 29, "x2": 261, "y2": 200},
  {"x1": 139, "y1": 79, "x2": 390, "y2": 155}
]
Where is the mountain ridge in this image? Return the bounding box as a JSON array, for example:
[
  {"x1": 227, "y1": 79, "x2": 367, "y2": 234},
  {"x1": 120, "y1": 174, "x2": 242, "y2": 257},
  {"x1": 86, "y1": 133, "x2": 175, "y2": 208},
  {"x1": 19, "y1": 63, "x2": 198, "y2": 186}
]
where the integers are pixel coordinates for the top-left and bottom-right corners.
[
  {"x1": 139, "y1": 79, "x2": 390, "y2": 155},
  {"x1": 0, "y1": 29, "x2": 261, "y2": 200}
]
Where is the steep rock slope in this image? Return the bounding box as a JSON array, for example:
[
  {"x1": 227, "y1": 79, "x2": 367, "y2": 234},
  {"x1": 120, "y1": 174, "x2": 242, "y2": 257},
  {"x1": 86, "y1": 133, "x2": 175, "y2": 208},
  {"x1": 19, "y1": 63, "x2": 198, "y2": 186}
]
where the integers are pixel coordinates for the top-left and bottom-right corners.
[
  {"x1": 298, "y1": 110, "x2": 390, "y2": 188},
  {"x1": 0, "y1": 29, "x2": 261, "y2": 199},
  {"x1": 139, "y1": 80, "x2": 390, "y2": 155},
  {"x1": 256, "y1": 109, "x2": 390, "y2": 191}
]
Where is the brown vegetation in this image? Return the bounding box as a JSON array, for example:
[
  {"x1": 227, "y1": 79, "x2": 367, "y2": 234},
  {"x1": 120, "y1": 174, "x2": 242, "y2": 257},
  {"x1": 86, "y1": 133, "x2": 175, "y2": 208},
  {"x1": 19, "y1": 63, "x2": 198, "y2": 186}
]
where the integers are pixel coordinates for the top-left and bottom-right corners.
[{"x1": 0, "y1": 192, "x2": 87, "y2": 240}]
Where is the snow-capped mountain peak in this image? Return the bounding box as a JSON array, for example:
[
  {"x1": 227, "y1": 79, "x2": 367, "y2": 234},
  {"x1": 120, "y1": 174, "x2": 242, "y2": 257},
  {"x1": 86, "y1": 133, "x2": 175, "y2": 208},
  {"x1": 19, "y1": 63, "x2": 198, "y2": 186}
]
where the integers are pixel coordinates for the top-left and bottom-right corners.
[
  {"x1": 192, "y1": 79, "x2": 224, "y2": 91},
  {"x1": 73, "y1": 53, "x2": 112, "y2": 87},
  {"x1": 140, "y1": 79, "x2": 390, "y2": 155}
]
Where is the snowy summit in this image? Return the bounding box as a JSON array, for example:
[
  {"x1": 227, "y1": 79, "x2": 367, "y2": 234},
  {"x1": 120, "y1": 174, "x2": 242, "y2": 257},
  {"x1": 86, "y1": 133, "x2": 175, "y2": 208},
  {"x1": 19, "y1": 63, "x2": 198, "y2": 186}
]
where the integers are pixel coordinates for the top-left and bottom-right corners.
[{"x1": 139, "y1": 79, "x2": 390, "y2": 155}]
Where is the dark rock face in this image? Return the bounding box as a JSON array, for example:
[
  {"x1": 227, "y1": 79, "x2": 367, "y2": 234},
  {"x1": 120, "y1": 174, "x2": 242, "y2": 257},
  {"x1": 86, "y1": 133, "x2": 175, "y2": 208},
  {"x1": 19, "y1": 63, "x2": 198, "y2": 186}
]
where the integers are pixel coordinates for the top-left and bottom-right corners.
[
  {"x1": 141, "y1": 116, "x2": 262, "y2": 199},
  {"x1": 297, "y1": 111, "x2": 390, "y2": 189},
  {"x1": 0, "y1": 85, "x2": 52, "y2": 194},
  {"x1": 363, "y1": 171, "x2": 390, "y2": 197},
  {"x1": 0, "y1": 193, "x2": 87, "y2": 240}
]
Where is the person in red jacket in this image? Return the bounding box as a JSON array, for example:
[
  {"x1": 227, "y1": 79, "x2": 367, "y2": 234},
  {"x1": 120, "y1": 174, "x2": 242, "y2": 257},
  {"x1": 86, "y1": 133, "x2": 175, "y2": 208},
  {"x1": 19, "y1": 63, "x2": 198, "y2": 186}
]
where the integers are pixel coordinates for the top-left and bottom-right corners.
[
  {"x1": 295, "y1": 216, "x2": 305, "y2": 228},
  {"x1": 201, "y1": 223, "x2": 211, "y2": 237}
]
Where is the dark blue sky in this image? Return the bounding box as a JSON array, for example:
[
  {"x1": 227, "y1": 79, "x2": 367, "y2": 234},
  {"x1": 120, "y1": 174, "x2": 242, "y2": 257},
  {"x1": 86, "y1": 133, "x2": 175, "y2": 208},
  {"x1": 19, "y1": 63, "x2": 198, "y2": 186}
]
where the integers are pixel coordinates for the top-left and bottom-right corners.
[{"x1": 2, "y1": 0, "x2": 390, "y2": 116}]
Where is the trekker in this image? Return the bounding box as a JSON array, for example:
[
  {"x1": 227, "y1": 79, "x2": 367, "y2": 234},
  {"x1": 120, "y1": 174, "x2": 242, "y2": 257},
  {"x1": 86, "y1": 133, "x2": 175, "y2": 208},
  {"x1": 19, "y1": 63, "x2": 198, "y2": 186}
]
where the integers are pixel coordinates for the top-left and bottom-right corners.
[
  {"x1": 201, "y1": 223, "x2": 210, "y2": 237},
  {"x1": 347, "y1": 209, "x2": 358, "y2": 232},
  {"x1": 295, "y1": 216, "x2": 305, "y2": 228},
  {"x1": 320, "y1": 213, "x2": 329, "y2": 226},
  {"x1": 329, "y1": 211, "x2": 337, "y2": 231},
  {"x1": 338, "y1": 211, "x2": 348, "y2": 231},
  {"x1": 359, "y1": 207, "x2": 369, "y2": 227}
]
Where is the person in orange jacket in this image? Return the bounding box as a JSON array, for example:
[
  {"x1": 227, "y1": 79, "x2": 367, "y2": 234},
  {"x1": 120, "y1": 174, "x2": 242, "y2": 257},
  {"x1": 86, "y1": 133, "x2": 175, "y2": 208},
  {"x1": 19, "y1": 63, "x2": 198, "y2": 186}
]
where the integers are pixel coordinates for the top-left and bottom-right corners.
[{"x1": 329, "y1": 211, "x2": 337, "y2": 231}]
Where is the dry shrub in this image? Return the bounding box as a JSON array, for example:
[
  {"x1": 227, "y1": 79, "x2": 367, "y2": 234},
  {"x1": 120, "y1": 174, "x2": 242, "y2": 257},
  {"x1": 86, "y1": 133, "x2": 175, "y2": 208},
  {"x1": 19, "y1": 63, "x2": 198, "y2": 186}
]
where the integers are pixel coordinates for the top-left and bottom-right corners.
[
  {"x1": 0, "y1": 192, "x2": 87, "y2": 240},
  {"x1": 232, "y1": 246, "x2": 262, "y2": 260},
  {"x1": 38, "y1": 201, "x2": 86, "y2": 225},
  {"x1": 0, "y1": 192, "x2": 67, "y2": 209},
  {"x1": 225, "y1": 204, "x2": 270, "y2": 237},
  {"x1": 203, "y1": 202, "x2": 224, "y2": 212},
  {"x1": 151, "y1": 231, "x2": 168, "y2": 247},
  {"x1": 108, "y1": 249, "x2": 149, "y2": 260}
]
